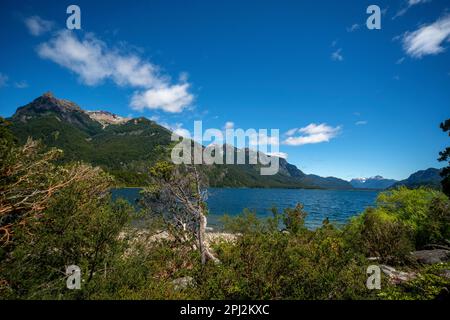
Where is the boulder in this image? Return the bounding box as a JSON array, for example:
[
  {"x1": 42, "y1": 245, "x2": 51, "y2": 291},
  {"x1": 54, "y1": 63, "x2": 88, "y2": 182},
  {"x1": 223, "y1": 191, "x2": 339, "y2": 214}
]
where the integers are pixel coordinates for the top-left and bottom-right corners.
[
  {"x1": 412, "y1": 249, "x2": 450, "y2": 265},
  {"x1": 172, "y1": 276, "x2": 195, "y2": 290}
]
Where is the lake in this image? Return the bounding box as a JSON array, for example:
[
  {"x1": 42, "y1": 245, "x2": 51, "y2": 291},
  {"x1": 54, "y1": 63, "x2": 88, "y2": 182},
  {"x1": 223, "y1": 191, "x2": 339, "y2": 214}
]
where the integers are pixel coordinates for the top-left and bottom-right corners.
[{"x1": 112, "y1": 187, "x2": 379, "y2": 230}]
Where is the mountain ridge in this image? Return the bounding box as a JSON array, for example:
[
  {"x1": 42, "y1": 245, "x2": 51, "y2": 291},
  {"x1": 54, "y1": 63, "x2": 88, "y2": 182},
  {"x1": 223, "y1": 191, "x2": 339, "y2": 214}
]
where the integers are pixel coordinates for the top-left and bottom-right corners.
[
  {"x1": 390, "y1": 168, "x2": 442, "y2": 190},
  {"x1": 350, "y1": 175, "x2": 398, "y2": 189},
  {"x1": 8, "y1": 92, "x2": 441, "y2": 190}
]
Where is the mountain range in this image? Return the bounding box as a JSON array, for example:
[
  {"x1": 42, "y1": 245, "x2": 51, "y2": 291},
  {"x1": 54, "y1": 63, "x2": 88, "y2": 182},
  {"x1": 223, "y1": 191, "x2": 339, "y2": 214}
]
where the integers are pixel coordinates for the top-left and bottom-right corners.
[
  {"x1": 350, "y1": 176, "x2": 398, "y2": 189},
  {"x1": 390, "y1": 168, "x2": 443, "y2": 190},
  {"x1": 6, "y1": 92, "x2": 443, "y2": 190}
]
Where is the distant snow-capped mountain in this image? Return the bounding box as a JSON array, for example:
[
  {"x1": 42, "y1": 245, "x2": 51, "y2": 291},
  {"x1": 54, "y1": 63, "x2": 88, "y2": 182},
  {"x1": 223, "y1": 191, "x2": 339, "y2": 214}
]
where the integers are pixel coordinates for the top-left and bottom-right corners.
[{"x1": 350, "y1": 175, "x2": 398, "y2": 189}]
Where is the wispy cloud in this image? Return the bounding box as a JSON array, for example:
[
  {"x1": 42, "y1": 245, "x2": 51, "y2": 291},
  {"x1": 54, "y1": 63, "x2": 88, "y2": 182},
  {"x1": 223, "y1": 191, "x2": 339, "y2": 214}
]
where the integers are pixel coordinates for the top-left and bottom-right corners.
[
  {"x1": 37, "y1": 30, "x2": 194, "y2": 113},
  {"x1": 283, "y1": 123, "x2": 341, "y2": 146},
  {"x1": 396, "y1": 57, "x2": 406, "y2": 64},
  {"x1": 0, "y1": 73, "x2": 8, "y2": 87},
  {"x1": 14, "y1": 81, "x2": 29, "y2": 89},
  {"x1": 331, "y1": 48, "x2": 344, "y2": 61},
  {"x1": 393, "y1": 0, "x2": 431, "y2": 20},
  {"x1": 130, "y1": 83, "x2": 193, "y2": 113},
  {"x1": 401, "y1": 15, "x2": 450, "y2": 58},
  {"x1": 285, "y1": 128, "x2": 298, "y2": 136},
  {"x1": 24, "y1": 16, "x2": 54, "y2": 36},
  {"x1": 347, "y1": 24, "x2": 360, "y2": 32},
  {"x1": 267, "y1": 152, "x2": 288, "y2": 159},
  {"x1": 355, "y1": 120, "x2": 368, "y2": 125}
]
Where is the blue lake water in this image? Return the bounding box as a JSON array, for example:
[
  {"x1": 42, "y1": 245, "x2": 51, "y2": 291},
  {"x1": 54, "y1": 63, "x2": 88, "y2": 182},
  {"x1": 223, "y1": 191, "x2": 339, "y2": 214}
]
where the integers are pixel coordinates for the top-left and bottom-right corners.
[{"x1": 112, "y1": 188, "x2": 379, "y2": 230}]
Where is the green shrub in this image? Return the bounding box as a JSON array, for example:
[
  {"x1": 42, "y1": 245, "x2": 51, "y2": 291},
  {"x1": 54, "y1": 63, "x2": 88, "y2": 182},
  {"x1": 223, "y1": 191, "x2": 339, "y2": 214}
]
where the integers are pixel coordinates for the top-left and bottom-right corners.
[
  {"x1": 194, "y1": 211, "x2": 372, "y2": 300},
  {"x1": 345, "y1": 187, "x2": 450, "y2": 264},
  {"x1": 345, "y1": 208, "x2": 414, "y2": 265}
]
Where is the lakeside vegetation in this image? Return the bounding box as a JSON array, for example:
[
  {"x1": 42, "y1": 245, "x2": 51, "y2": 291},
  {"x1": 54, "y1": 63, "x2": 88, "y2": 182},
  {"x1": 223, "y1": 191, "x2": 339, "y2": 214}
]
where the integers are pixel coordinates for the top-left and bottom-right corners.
[{"x1": 1, "y1": 117, "x2": 449, "y2": 300}]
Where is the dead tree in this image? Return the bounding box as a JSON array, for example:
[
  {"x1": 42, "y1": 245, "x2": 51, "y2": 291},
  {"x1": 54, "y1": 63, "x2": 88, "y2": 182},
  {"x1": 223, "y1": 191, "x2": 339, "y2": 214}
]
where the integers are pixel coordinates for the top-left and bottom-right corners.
[{"x1": 142, "y1": 162, "x2": 219, "y2": 264}]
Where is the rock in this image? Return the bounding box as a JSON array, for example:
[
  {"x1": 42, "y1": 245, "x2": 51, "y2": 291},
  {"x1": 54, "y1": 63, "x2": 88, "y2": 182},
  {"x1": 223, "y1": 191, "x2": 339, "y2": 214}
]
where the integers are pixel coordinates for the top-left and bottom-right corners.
[
  {"x1": 380, "y1": 265, "x2": 417, "y2": 285},
  {"x1": 172, "y1": 276, "x2": 195, "y2": 290},
  {"x1": 440, "y1": 270, "x2": 450, "y2": 279},
  {"x1": 412, "y1": 249, "x2": 450, "y2": 265}
]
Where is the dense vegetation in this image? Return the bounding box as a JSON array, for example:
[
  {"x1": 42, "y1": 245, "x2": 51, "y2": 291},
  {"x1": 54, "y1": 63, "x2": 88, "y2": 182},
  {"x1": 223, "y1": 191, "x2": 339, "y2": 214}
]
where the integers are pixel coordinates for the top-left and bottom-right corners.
[{"x1": 1, "y1": 117, "x2": 449, "y2": 300}]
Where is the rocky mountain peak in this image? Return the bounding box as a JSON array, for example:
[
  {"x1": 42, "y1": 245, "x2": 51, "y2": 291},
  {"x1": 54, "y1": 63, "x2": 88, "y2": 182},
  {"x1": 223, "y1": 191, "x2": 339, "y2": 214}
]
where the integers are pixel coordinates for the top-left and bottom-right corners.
[
  {"x1": 14, "y1": 92, "x2": 82, "y2": 120},
  {"x1": 87, "y1": 110, "x2": 131, "y2": 127}
]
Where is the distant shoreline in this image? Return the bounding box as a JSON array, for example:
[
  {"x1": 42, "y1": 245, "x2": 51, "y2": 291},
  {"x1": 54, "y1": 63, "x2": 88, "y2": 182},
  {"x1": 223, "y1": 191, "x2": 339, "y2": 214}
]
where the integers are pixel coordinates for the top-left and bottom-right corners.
[{"x1": 114, "y1": 185, "x2": 384, "y2": 192}]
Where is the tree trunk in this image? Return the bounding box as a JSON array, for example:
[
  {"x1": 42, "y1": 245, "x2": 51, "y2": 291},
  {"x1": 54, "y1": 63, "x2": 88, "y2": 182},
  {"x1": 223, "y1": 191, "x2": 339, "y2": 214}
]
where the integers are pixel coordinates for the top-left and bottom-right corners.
[{"x1": 198, "y1": 210, "x2": 219, "y2": 264}]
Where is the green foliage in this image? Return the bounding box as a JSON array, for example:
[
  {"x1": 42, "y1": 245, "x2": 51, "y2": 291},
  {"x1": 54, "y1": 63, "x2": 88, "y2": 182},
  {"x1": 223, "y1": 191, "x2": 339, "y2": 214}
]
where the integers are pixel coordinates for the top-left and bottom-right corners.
[
  {"x1": 10, "y1": 114, "x2": 172, "y2": 186},
  {"x1": 195, "y1": 213, "x2": 371, "y2": 300},
  {"x1": 0, "y1": 165, "x2": 134, "y2": 299},
  {"x1": 376, "y1": 187, "x2": 446, "y2": 233},
  {"x1": 274, "y1": 203, "x2": 308, "y2": 234},
  {"x1": 346, "y1": 187, "x2": 450, "y2": 261},
  {"x1": 2, "y1": 119, "x2": 449, "y2": 300},
  {"x1": 416, "y1": 196, "x2": 450, "y2": 247},
  {"x1": 0, "y1": 123, "x2": 135, "y2": 299},
  {"x1": 345, "y1": 208, "x2": 415, "y2": 265}
]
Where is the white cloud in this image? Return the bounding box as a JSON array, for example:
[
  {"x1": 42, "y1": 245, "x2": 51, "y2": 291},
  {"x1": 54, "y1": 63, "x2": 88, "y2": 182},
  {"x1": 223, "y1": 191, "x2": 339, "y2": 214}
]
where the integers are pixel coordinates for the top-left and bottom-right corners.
[
  {"x1": 285, "y1": 128, "x2": 298, "y2": 136},
  {"x1": 24, "y1": 16, "x2": 54, "y2": 36},
  {"x1": 0, "y1": 73, "x2": 8, "y2": 87},
  {"x1": 402, "y1": 15, "x2": 450, "y2": 58},
  {"x1": 37, "y1": 30, "x2": 193, "y2": 113},
  {"x1": 347, "y1": 24, "x2": 360, "y2": 32},
  {"x1": 130, "y1": 83, "x2": 193, "y2": 113},
  {"x1": 283, "y1": 123, "x2": 341, "y2": 146},
  {"x1": 267, "y1": 152, "x2": 288, "y2": 159},
  {"x1": 355, "y1": 120, "x2": 368, "y2": 125},
  {"x1": 37, "y1": 31, "x2": 160, "y2": 87},
  {"x1": 331, "y1": 48, "x2": 343, "y2": 61}
]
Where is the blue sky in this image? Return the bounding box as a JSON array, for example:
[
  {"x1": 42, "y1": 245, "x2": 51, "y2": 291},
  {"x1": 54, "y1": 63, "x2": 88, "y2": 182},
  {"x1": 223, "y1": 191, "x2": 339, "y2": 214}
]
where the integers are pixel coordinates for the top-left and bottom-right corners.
[{"x1": 0, "y1": 0, "x2": 449, "y2": 180}]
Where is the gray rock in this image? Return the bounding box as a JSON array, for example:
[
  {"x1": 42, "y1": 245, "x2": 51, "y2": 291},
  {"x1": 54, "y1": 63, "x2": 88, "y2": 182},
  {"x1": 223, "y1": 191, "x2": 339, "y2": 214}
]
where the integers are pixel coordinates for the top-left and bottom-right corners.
[
  {"x1": 171, "y1": 276, "x2": 195, "y2": 290},
  {"x1": 412, "y1": 249, "x2": 450, "y2": 265},
  {"x1": 439, "y1": 270, "x2": 450, "y2": 279}
]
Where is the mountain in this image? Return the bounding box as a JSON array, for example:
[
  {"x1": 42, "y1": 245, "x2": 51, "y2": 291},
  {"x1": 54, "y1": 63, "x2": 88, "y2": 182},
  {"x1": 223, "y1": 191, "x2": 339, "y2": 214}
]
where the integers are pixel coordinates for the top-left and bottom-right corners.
[
  {"x1": 390, "y1": 168, "x2": 442, "y2": 189},
  {"x1": 350, "y1": 175, "x2": 398, "y2": 189},
  {"x1": 7, "y1": 92, "x2": 353, "y2": 189}
]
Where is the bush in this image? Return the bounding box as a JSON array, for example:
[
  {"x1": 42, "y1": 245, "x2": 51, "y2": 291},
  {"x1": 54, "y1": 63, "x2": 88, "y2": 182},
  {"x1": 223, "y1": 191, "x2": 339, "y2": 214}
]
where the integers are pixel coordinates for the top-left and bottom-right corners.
[
  {"x1": 416, "y1": 196, "x2": 450, "y2": 247},
  {"x1": 194, "y1": 211, "x2": 372, "y2": 300},
  {"x1": 345, "y1": 208, "x2": 414, "y2": 265},
  {"x1": 376, "y1": 187, "x2": 448, "y2": 246},
  {"x1": 345, "y1": 187, "x2": 450, "y2": 265},
  {"x1": 1, "y1": 167, "x2": 134, "y2": 299}
]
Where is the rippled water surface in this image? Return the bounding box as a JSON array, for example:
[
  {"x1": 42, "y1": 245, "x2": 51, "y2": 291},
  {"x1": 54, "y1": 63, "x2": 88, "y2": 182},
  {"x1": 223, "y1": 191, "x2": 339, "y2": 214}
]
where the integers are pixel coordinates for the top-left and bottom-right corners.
[{"x1": 113, "y1": 187, "x2": 379, "y2": 230}]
